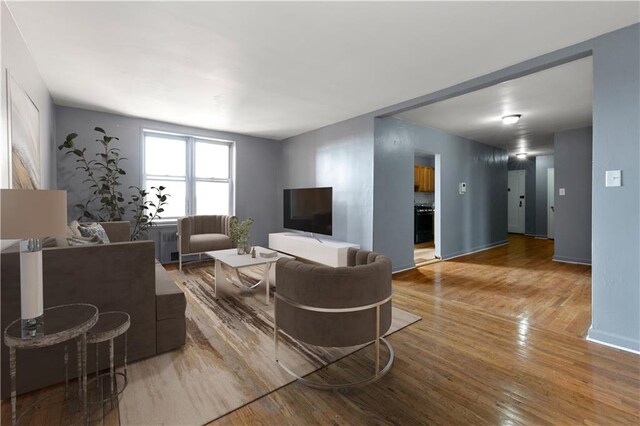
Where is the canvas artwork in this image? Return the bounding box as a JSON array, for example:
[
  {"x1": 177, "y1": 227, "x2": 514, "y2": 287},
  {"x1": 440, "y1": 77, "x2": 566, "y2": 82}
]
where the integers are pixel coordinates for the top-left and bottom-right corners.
[{"x1": 9, "y1": 72, "x2": 40, "y2": 189}]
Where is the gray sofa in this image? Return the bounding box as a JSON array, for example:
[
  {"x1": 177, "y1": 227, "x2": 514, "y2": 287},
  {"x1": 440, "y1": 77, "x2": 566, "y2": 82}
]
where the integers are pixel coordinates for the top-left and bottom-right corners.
[
  {"x1": 1, "y1": 222, "x2": 186, "y2": 399},
  {"x1": 177, "y1": 215, "x2": 235, "y2": 269}
]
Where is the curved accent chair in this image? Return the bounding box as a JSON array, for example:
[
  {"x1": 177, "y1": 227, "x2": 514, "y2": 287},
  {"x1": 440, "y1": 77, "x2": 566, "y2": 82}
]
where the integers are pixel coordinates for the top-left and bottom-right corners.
[
  {"x1": 274, "y1": 247, "x2": 394, "y2": 389},
  {"x1": 177, "y1": 215, "x2": 235, "y2": 270}
]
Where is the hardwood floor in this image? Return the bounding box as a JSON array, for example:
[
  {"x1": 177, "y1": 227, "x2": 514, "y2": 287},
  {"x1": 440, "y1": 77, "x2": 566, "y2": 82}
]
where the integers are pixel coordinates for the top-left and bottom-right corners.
[
  {"x1": 215, "y1": 235, "x2": 638, "y2": 425},
  {"x1": 4, "y1": 235, "x2": 639, "y2": 425}
]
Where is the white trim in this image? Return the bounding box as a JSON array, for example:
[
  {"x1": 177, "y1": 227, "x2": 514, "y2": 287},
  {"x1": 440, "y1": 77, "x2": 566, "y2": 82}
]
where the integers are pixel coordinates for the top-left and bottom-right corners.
[
  {"x1": 586, "y1": 336, "x2": 640, "y2": 355},
  {"x1": 552, "y1": 258, "x2": 591, "y2": 266},
  {"x1": 442, "y1": 240, "x2": 509, "y2": 261}
]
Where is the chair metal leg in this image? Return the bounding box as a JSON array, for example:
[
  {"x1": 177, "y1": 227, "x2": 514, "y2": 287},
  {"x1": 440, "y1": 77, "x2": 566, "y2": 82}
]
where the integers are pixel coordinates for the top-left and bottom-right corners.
[{"x1": 375, "y1": 305, "x2": 381, "y2": 377}]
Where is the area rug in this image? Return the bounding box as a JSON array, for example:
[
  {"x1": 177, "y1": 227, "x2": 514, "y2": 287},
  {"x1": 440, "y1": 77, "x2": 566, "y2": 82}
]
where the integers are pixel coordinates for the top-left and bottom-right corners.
[{"x1": 119, "y1": 262, "x2": 421, "y2": 425}]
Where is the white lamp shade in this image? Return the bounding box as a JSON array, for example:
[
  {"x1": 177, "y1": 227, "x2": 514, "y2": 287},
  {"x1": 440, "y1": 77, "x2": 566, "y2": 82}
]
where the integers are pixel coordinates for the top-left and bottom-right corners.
[{"x1": 1, "y1": 189, "x2": 68, "y2": 239}]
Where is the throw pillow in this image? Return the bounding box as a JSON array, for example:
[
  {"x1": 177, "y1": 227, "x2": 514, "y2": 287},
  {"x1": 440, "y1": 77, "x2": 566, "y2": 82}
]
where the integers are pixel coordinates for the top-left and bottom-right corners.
[
  {"x1": 67, "y1": 235, "x2": 103, "y2": 246},
  {"x1": 68, "y1": 220, "x2": 83, "y2": 238},
  {"x1": 78, "y1": 223, "x2": 110, "y2": 244}
]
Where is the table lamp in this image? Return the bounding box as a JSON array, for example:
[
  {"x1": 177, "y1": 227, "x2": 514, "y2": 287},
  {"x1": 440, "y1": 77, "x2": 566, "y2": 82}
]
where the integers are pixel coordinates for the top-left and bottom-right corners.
[{"x1": 1, "y1": 189, "x2": 67, "y2": 337}]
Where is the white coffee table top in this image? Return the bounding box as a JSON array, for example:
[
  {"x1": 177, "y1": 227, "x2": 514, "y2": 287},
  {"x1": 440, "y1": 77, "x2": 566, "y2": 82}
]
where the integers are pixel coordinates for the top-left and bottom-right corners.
[{"x1": 206, "y1": 246, "x2": 293, "y2": 269}]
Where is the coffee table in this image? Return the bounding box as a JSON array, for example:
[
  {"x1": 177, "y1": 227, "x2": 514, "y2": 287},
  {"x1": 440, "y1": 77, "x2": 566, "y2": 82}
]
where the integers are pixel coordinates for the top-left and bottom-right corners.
[{"x1": 206, "y1": 247, "x2": 293, "y2": 305}]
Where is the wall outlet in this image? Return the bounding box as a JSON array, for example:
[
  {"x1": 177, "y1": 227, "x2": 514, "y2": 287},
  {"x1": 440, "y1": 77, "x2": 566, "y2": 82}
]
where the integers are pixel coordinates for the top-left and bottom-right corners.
[
  {"x1": 605, "y1": 170, "x2": 622, "y2": 187},
  {"x1": 559, "y1": 188, "x2": 565, "y2": 196},
  {"x1": 459, "y1": 182, "x2": 467, "y2": 194}
]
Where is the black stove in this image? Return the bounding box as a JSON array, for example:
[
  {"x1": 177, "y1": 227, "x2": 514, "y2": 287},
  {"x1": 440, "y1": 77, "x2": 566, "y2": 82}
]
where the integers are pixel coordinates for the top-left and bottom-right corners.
[{"x1": 414, "y1": 204, "x2": 434, "y2": 243}]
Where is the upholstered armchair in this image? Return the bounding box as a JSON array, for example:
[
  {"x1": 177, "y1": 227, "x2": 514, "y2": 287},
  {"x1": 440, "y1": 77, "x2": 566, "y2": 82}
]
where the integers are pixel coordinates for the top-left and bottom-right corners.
[
  {"x1": 177, "y1": 215, "x2": 235, "y2": 270},
  {"x1": 274, "y1": 247, "x2": 394, "y2": 389}
]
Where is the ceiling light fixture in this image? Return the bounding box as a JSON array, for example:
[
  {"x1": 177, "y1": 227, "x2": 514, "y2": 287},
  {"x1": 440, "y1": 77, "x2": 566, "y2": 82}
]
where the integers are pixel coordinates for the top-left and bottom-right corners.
[
  {"x1": 502, "y1": 114, "x2": 522, "y2": 125},
  {"x1": 516, "y1": 153, "x2": 527, "y2": 160}
]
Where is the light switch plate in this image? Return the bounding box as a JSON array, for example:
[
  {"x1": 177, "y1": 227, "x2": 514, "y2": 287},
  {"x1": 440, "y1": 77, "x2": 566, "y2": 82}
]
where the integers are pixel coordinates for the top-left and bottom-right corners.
[
  {"x1": 606, "y1": 170, "x2": 622, "y2": 187},
  {"x1": 559, "y1": 188, "x2": 565, "y2": 196}
]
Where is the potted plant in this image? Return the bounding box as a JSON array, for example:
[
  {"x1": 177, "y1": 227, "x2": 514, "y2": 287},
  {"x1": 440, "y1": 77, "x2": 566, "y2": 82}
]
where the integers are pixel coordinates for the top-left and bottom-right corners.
[
  {"x1": 58, "y1": 127, "x2": 169, "y2": 240},
  {"x1": 229, "y1": 217, "x2": 253, "y2": 254}
]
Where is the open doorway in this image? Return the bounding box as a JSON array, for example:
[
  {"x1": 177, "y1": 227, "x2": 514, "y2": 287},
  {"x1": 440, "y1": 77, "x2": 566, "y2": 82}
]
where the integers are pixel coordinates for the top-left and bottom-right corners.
[{"x1": 414, "y1": 151, "x2": 439, "y2": 266}]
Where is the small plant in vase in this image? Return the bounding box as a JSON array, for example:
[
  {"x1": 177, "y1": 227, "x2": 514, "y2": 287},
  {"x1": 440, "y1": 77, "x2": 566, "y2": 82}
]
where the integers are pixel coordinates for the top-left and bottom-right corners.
[{"x1": 229, "y1": 217, "x2": 253, "y2": 254}]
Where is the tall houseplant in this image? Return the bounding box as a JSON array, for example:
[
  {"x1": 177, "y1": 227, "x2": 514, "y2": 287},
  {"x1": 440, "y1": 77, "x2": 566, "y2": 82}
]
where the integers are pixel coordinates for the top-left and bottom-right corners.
[
  {"x1": 229, "y1": 217, "x2": 253, "y2": 254},
  {"x1": 58, "y1": 127, "x2": 169, "y2": 240}
]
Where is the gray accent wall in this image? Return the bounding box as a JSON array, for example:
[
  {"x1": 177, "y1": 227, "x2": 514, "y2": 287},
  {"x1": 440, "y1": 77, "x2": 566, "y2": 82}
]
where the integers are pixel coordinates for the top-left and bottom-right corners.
[
  {"x1": 535, "y1": 155, "x2": 554, "y2": 237},
  {"x1": 554, "y1": 127, "x2": 592, "y2": 264},
  {"x1": 508, "y1": 157, "x2": 536, "y2": 235},
  {"x1": 1, "y1": 2, "x2": 56, "y2": 189},
  {"x1": 55, "y1": 106, "x2": 281, "y2": 247},
  {"x1": 279, "y1": 115, "x2": 375, "y2": 250},
  {"x1": 588, "y1": 24, "x2": 639, "y2": 352},
  {"x1": 374, "y1": 117, "x2": 508, "y2": 271}
]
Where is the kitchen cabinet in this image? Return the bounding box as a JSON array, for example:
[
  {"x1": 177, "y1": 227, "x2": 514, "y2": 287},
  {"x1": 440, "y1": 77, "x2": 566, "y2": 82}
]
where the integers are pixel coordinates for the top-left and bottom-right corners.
[{"x1": 414, "y1": 165, "x2": 435, "y2": 192}]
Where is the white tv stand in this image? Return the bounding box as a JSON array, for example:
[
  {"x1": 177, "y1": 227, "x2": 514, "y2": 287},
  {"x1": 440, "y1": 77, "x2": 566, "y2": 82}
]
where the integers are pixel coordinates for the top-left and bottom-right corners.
[{"x1": 268, "y1": 232, "x2": 359, "y2": 267}]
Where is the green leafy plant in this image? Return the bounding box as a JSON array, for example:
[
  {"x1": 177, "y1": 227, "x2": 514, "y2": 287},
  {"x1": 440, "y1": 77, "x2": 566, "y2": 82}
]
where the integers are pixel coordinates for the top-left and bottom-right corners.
[
  {"x1": 229, "y1": 217, "x2": 253, "y2": 247},
  {"x1": 58, "y1": 126, "x2": 169, "y2": 240}
]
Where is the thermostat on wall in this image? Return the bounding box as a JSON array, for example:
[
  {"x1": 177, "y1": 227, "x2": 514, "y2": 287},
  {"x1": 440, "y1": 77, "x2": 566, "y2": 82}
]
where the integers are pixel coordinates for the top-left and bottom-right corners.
[{"x1": 459, "y1": 182, "x2": 467, "y2": 195}]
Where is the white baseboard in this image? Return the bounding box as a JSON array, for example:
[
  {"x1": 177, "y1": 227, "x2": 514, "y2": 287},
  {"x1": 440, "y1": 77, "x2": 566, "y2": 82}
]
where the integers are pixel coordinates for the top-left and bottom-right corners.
[
  {"x1": 587, "y1": 326, "x2": 640, "y2": 355},
  {"x1": 552, "y1": 256, "x2": 591, "y2": 266},
  {"x1": 442, "y1": 240, "x2": 509, "y2": 261}
]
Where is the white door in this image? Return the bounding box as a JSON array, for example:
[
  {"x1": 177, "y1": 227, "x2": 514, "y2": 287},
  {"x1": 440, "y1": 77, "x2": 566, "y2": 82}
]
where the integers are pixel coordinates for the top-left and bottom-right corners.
[
  {"x1": 547, "y1": 168, "x2": 555, "y2": 239},
  {"x1": 508, "y1": 170, "x2": 526, "y2": 234}
]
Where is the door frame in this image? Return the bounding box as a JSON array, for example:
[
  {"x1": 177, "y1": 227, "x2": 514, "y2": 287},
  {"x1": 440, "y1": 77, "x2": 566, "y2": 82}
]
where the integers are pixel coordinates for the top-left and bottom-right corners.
[{"x1": 547, "y1": 168, "x2": 555, "y2": 239}]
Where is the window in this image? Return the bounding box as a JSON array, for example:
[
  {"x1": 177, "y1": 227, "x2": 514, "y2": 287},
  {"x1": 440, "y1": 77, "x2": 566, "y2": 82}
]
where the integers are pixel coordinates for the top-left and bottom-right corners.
[{"x1": 143, "y1": 130, "x2": 233, "y2": 220}]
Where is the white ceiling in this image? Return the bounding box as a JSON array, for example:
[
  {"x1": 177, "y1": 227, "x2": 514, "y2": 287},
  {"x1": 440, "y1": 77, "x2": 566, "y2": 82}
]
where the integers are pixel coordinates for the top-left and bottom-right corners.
[
  {"x1": 395, "y1": 57, "x2": 594, "y2": 157},
  {"x1": 7, "y1": 2, "x2": 639, "y2": 140}
]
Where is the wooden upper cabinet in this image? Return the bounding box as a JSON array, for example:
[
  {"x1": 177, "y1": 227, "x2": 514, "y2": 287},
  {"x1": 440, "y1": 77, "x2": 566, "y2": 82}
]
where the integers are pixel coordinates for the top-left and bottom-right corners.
[{"x1": 414, "y1": 165, "x2": 435, "y2": 192}]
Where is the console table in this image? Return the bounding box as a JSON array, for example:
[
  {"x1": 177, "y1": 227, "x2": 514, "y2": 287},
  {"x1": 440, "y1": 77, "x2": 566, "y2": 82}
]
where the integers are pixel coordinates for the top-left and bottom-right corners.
[{"x1": 268, "y1": 233, "x2": 359, "y2": 267}]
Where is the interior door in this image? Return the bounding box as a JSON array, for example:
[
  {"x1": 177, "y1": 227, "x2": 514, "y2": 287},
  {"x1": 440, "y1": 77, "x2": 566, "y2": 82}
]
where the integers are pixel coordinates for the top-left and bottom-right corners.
[
  {"x1": 547, "y1": 168, "x2": 555, "y2": 239},
  {"x1": 508, "y1": 170, "x2": 526, "y2": 233}
]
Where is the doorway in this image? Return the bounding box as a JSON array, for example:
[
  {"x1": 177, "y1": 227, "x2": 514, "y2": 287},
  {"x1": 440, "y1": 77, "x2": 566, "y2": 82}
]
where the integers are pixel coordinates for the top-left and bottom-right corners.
[
  {"x1": 414, "y1": 152, "x2": 438, "y2": 265},
  {"x1": 547, "y1": 168, "x2": 555, "y2": 239},
  {"x1": 508, "y1": 170, "x2": 526, "y2": 234}
]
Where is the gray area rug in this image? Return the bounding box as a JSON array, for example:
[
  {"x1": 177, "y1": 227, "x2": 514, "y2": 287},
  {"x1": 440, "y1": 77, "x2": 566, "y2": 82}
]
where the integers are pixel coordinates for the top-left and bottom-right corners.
[{"x1": 119, "y1": 262, "x2": 421, "y2": 425}]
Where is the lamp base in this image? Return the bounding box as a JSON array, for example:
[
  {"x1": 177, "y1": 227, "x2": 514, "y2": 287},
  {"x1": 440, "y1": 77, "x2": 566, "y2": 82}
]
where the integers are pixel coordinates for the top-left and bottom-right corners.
[{"x1": 21, "y1": 315, "x2": 44, "y2": 338}]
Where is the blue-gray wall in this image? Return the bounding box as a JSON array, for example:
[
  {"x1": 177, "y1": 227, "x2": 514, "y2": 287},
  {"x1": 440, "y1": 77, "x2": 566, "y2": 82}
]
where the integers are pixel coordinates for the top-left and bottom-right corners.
[
  {"x1": 279, "y1": 115, "x2": 374, "y2": 249},
  {"x1": 588, "y1": 24, "x2": 639, "y2": 352},
  {"x1": 374, "y1": 117, "x2": 508, "y2": 271},
  {"x1": 55, "y1": 106, "x2": 282, "y2": 247},
  {"x1": 554, "y1": 127, "x2": 592, "y2": 264},
  {"x1": 535, "y1": 155, "x2": 555, "y2": 237},
  {"x1": 508, "y1": 157, "x2": 537, "y2": 235}
]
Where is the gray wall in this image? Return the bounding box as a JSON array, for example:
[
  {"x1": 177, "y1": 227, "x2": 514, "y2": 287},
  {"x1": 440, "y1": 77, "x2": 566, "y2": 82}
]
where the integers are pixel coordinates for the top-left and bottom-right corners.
[
  {"x1": 374, "y1": 117, "x2": 508, "y2": 271},
  {"x1": 535, "y1": 155, "x2": 555, "y2": 237},
  {"x1": 508, "y1": 157, "x2": 537, "y2": 235},
  {"x1": 279, "y1": 115, "x2": 375, "y2": 250},
  {"x1": 1, "y1": 2, "x2": 56, "y2": 189},
  {"x1": 55, "y1": 106, "x2": 281, "y2": 247},
  {"x1": 554, "y1": 127, "x2": 592, "y2": 264},
  {"x1": 588, "y1": 24, "x2": 639, "y2": 352}
]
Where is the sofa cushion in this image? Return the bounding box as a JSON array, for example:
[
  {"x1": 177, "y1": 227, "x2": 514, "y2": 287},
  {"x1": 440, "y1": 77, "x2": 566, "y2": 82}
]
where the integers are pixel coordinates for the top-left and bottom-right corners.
[
  {"x1": 155, "y1": 261, "x2": 186, "y2": 321},
  {"x1": 189, "y1": 233, "x2": 233, "y2": 253}
]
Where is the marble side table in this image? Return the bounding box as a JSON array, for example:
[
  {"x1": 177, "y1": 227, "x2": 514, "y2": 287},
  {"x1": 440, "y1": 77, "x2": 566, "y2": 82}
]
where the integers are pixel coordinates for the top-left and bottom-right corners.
[{"x1": 3, "y1": 303, "x2": 99, "y2": 425}]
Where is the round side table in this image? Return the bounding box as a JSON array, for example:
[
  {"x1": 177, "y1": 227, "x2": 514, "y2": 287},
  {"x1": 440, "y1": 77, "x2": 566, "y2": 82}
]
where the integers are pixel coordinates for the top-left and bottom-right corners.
[
  {"x1": 3, "y1": 303, "x2": 99, "y2": 426},
  {"x1": 86, "y1": 311, "x2": 130, "y2": 405}
]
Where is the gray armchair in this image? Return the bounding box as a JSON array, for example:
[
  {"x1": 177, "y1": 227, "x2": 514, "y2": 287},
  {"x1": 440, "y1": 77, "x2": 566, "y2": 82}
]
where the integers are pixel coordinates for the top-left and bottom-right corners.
[
  {"x1": 274, "y1": 247, "x2": 394, "y2": 389},
  {"x1": 177, "y1": 215, "x2": 235, "y2": 270}
]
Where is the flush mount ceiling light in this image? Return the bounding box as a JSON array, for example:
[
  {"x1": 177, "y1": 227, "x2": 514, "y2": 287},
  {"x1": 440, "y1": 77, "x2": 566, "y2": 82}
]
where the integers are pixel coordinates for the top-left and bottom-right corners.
[
  {"x1": 502, "y1": 114, "x2": 522, "y2": 125},
  {"x1": 516, "y1": 153, "x2": 527, "y2": 160}
]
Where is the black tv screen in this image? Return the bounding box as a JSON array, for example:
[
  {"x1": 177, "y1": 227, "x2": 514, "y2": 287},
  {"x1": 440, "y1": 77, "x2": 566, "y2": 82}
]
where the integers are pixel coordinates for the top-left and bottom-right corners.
[{"x1": 283, "y1": 187, "x2": 332, "y2": 235}]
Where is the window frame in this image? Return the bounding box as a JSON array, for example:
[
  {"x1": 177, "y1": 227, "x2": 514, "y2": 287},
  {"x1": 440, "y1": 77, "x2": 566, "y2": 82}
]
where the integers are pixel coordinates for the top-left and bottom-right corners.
[{"x1": 142, "y1": 129, "x2": 235, "y2": 221}]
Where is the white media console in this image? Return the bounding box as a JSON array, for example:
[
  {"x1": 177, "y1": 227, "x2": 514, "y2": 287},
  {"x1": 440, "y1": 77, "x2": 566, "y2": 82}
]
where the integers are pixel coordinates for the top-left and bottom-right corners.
[{"x1": 268, "y1": 232, "x2": 359, "y2": 267}]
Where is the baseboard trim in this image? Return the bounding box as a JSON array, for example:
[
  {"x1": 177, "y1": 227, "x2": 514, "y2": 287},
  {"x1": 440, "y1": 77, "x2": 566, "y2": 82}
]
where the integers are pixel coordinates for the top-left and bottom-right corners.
[
  {"x1": 442, "y1": 240, "x2": 509, "y2": 261},
  {"x1": 587, "y1": 326, "x2": 640, "y2": 355},
  {"x1": 392, "y1": 264, "x2": 419, "y2": 274},
  {"x1": 553, "y1": 256, "x2": 591, "y2": 265}
]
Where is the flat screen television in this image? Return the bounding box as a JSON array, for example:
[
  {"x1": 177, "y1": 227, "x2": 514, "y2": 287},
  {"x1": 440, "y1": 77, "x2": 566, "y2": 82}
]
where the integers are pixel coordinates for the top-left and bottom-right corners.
[{"x1": 283, "y1": 187, "x2": 332, "y2": 236}]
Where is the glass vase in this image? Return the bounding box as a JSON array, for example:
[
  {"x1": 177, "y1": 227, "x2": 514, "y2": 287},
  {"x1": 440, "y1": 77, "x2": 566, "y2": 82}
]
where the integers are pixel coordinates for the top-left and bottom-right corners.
[{"x1": 237, "y1": 239, "x2": 247, "y2": 255}]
